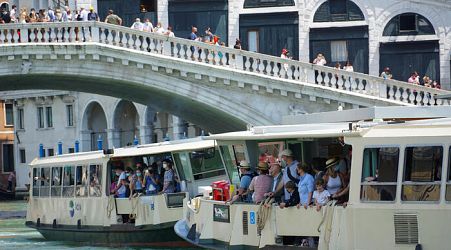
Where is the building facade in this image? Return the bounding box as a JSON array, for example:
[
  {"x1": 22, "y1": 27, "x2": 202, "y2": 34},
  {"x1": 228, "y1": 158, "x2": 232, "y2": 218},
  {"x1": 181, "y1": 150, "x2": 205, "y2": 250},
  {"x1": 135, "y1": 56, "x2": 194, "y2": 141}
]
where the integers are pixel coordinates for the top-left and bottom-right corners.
[
  {"x1": 0, "y1": 100, "x2": 14, "y2": 191},
  {"x1": 1, "y1": 91, "x2": 204, "y2": 189}
]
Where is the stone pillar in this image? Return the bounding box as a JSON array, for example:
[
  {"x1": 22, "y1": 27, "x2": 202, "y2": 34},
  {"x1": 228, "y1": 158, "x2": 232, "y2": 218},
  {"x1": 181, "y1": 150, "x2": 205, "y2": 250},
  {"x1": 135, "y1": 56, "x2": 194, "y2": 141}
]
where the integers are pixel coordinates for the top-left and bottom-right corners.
[
  {"x1": 171, "y1": 115, "x2": 186, "y2": 140},
  {"x1": 138, "y1": 125, "x2": 153, "y2": 145},
  {"x1": 80, "y1": 130, "x2": 92, "y2": 152},
  {"x1": 228, "y1": 0, "x2": 240, "y2": 46},
  {"x1": 106, "y1": 128, "x2": 121, "y2": 148},
  {"x1": 157, "y1": 0, "x2": 169, "y2": 27}
]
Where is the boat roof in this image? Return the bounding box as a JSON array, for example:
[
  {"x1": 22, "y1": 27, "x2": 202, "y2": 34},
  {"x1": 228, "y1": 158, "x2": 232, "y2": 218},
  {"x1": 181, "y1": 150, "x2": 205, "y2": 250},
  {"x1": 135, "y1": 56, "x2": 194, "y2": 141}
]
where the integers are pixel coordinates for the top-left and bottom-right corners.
[
  {"x1": 111, "y1": 137, "x2": 215, "y2": 158},
  {"x1": 206, "y1": 123, "x2": 353, "y2": 141},
  {"x1": 207, "y1": 118, "x2": 451, "y2": 141},
  {"x1": 30, "y1": 151, "x2": 106, "y2": 167},
  {"x1": 29, "y1": 138, "x2": 215, "y2": 167}
]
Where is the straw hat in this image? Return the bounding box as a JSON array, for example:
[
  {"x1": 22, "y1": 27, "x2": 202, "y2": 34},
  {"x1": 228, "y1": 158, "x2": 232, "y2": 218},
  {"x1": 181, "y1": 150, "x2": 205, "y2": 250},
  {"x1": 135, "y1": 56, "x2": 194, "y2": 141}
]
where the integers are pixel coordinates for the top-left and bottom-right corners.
[
  {"x1": 257, "y1": 162, "x2": 269, "y2": 171},
  {"x1": 239, "y1": 160, "x2": 250, "y2": 169},
  {"x1": 280, "y1": 149, "x2": 293, "y2": 157},
  {"x1": 325, "y1": 157, "x2": 340, "y2": 169}
]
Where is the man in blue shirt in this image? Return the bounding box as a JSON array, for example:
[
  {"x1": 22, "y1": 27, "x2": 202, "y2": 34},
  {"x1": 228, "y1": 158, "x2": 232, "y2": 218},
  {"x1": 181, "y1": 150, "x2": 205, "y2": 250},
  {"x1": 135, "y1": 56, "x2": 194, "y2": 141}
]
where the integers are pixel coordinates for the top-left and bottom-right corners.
[
  {"x1": 280, "y1": 149, "x2": 299, "y2": 200},
  {"x1": 229, "y1": 160, "x2": 253, "y2": 203}
]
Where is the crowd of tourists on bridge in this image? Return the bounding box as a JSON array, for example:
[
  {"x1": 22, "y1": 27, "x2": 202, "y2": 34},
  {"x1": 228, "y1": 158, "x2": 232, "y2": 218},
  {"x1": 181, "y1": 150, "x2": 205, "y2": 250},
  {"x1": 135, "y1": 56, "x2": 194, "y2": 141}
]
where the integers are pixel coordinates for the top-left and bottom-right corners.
[{"x1": 228, "y1": 146, "x2": 351, "y2": 213}]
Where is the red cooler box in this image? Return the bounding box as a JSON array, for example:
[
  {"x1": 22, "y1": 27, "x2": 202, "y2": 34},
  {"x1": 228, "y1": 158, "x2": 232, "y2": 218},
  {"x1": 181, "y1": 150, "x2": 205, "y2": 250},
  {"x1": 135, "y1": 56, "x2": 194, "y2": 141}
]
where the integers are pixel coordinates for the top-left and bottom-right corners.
[{"x1": 211, "y1": 180, "x2": 230, "y2": 201}]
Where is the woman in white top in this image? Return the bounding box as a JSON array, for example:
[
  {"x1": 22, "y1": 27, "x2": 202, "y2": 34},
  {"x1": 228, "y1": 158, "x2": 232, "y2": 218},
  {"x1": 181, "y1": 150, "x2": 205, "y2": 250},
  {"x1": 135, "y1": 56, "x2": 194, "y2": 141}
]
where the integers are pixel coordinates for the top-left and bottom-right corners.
[
  {"x1": 323, "y1": 157, "x2": 344, "y2": 196},
  {"x1": 343, "y1": 61, "x2": 354, "y2": 72},
  {"x1": 313, "y1": 53, "x2": 327, "y2": 66}
]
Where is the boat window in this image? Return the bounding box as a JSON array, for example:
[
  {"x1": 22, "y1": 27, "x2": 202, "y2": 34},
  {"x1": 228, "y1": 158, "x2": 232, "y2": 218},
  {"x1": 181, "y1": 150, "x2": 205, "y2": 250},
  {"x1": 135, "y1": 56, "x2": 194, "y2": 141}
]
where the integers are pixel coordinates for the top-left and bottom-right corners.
[
  {"x1": 51, "y1": 167, "x2": 62, "y2": 197},
  {"x1": 219, "y1": 145, "x2": 240, "y2": 184},
  {"x1": 76, "y1": 165, "x2": 89, "y2": 197},
  {"x1": 190, "y1": 148, "x2": 225, "y2": 180},
  {"x1": 402, "y1": 146, "x2": 442, "y2": 202},
  {"x1": 360, "y1": 147, "x2": 399, "y2": 202},
  {"x1": 40, "y1": 167, "x2": 51, "y2": 197},
  {"x1": 89, "y1": 164, "x2": 102, "y2": 197},
  {"x1": 32, "y1": 168, "x2": 40, "y2": 197},
  {"x1": 173, "y1": 153, "x2": 191, "y2": 182},
  {"x1": 63, "y1": 165, "x2": 75, "y2": 197},
  {"x1": 258, "y1": 141, "x2": 283, "y2": 164},
  {"x1": 446, "y1": 147, "x2": 451, "y2": 201}
]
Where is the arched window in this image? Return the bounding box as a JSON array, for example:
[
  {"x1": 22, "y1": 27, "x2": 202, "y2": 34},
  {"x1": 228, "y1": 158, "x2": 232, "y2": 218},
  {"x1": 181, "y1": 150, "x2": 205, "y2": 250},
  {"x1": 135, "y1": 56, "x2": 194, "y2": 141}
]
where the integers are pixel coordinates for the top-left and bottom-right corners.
[
  {"x1": 383, "y1": 13, "x2": 435, "y2": 36},
  {"x1": 244, "y1": 0, "x2": 294, "y2": 9},
  {"x1": 0, "y1": 2, "x2": 9, "y2": 10},
  {"x1": 313, "y1": 0, "x2": 364, "y2": 22}
]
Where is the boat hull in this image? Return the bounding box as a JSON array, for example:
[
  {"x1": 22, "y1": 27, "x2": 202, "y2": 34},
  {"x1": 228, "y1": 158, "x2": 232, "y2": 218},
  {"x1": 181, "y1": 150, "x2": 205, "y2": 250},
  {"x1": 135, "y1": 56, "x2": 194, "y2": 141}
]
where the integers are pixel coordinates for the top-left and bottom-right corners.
[{"x1": 26, "y1": 221, "x2": 192, "y2": 247}]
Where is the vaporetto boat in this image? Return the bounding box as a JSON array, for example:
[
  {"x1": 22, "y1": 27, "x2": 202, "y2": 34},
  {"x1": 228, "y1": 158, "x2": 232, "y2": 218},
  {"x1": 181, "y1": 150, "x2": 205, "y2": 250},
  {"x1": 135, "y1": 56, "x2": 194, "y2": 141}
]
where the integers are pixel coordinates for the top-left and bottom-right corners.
[
  {"x1": 25, "y1": 137, "x2": 227, "y2": 246},
  {"x1": 174, "y1": 118, "x2": 451, "y2": 249}
]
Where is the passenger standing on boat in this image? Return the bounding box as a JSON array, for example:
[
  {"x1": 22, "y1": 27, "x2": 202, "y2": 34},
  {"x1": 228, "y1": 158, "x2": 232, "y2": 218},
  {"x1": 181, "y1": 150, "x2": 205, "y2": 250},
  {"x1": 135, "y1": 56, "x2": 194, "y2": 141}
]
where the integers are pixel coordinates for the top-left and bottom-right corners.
[
  {"x1": 287, "y1": 163, "x2": 315, "y2": 209},
  {"x1": 228, "y1": 160, "x2": 253, "y2": 204},
  {"x1": 264, "y1": 162, "x2": 284, "y2": 203},
  {"x1": 279, "y1": 181, "x2": 299, "y2": 208},
  {"x1": 144, "y1": 167, "x2": 161, "y2": 195},
  {"x1": 130, "y1": 168, "x2": 144, "y2": 196},
  {"x1": 113, "y1": 166, "x2": 128, "y2": 198},
  {"x1": 280, "y1": 149, "x2": 299, "y2": 201},
  {"x1": 323, "y1": 157, "x2": 345, "y2": 197},
  {"x1": 161, "y1": 160, "x2": 176, "y2": 193},
  {"x1": 248, "y1": 162, "x2": 273, "y2": 204}
]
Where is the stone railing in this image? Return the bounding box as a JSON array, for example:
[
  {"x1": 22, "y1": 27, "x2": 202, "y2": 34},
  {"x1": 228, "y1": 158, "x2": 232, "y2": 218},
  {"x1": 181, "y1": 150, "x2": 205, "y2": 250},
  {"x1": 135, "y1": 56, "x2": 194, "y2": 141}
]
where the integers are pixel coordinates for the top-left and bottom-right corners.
[{"x1": 0, "y1": 21, "x2": 449, "y2": 106}]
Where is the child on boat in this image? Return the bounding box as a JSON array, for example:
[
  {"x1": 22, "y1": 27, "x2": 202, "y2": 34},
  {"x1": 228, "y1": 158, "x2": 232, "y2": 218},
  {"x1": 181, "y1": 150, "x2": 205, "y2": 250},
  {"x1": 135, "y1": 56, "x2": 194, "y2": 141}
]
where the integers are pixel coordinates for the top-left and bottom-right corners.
[
  {"x1": 279, "y1": 181, "x2": 299, "y2": 208},
  {"x1": 313, "y1": 179, "x2": 330, "y2": 211}
]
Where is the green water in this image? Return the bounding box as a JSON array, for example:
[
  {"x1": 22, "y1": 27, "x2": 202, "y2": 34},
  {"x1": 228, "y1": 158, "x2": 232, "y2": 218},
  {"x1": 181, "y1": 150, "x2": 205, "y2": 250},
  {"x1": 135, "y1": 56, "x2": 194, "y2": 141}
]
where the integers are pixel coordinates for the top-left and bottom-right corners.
[{"x1": 0, "y1": 201, "x2": 194, "y2": 250}]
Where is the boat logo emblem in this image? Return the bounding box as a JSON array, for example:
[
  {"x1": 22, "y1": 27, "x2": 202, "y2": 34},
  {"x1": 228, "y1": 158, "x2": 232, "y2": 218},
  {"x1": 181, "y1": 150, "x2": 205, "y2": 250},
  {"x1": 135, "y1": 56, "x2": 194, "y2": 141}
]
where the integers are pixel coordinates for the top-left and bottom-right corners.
[
  {"x1": 69, "y1": 200, "x2": 75, "y2": 217},
  {"x1": 69, "y1": 200, "x2": 82, "y2": 218}
]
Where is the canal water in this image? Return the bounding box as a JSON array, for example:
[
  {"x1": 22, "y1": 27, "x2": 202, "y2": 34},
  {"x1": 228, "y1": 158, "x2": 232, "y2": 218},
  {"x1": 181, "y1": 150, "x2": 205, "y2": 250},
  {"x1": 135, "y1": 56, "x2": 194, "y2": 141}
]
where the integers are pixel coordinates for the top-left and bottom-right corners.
[{"x1": 0, "y1": 201, "x2": 192, "y2": 250}]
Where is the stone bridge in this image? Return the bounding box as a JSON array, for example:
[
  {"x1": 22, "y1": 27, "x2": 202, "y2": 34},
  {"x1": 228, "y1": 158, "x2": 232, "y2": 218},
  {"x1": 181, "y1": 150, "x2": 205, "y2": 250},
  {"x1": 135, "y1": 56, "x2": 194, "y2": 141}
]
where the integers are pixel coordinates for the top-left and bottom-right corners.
[{"x1": 0, "y1": 22, "x2": 449, "y2": 133}]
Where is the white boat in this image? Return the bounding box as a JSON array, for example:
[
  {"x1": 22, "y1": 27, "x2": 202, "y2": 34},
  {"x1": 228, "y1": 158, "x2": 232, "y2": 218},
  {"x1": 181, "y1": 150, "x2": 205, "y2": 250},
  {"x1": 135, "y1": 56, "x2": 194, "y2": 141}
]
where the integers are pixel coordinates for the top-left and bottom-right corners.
[
  {"x1": 25, "y1": 137, "x2": 227, "y2": 246},
  {"x1": 175, "y1": 118, "x2": 451, "y2": 249}
]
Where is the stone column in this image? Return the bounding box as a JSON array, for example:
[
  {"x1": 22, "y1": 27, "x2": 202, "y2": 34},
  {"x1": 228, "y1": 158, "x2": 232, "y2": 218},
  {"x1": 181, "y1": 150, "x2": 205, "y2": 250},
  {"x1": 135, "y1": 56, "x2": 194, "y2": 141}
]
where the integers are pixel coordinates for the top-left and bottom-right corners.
[
  {"x1": 228, "y1": 0, "x2": 240, "y2": 46},
  {"x1": 138, "y1": 125, "x2": 153, "y2": 145},
  {"x1": 157, "y1": 0, "x2": 169, "y2": 27},
  {"x1": 171, "y1": 115, "x2": 186, "y2": 140},
  {"x1": 106, "y1": 128, "x2": 121, "y2": 148},
  {"x1": 80, "y1": 130, "x2": 92, "y2": 152}
]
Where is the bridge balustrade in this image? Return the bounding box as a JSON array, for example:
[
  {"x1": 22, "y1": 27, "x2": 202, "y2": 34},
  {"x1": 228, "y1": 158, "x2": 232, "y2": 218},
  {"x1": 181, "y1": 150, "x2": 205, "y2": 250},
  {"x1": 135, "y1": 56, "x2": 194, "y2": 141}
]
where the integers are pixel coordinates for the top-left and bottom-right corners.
[{"x1": 0, "y1": 21, "x2": 449, "y2": 106}]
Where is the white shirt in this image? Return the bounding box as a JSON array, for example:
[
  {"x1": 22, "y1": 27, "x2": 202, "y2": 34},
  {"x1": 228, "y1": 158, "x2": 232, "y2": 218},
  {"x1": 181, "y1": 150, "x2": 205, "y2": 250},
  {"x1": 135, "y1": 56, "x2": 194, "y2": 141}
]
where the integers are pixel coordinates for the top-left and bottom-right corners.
[
  {"x1": 143, "y1": 22, "x2": 154, "y2": 32},
  {"x1": 131, "y1": 22, "x2": 144, "y2": 31},
  {"x1": 81, "y1": 9, "x2": 89, "y2": 21},
  {"x1": 313, "y1": 57, "x2": 327, "y2": 66},
  {"x1": 313, "y1": 189, "x2": 330, "y2": 205}
]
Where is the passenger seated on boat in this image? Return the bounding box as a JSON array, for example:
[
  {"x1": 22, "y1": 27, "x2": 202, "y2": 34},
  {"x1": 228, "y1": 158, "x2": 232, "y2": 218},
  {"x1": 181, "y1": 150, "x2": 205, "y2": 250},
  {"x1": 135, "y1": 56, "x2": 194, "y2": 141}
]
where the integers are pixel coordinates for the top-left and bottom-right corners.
[
  {"x1": 160, "y1": 159, "x2": 177, "y2": 194},
  {"x1": 313, "y1": 179, "x2": 330, "y2": 211},
  {"x1": 323, "y1": 157, "x2": 345, "y2": 197},
  {"x1": 112, "y1": 166, "x2": 128, "y2": 198},
  {"x1": 144, "y1": 167, "x2": 161, "y2": 195},
  {"x1": 287, "y1": 163, "x2": 315, "y2": 209},
  {"x1": 279, "y1": 181, "x2": 299, "y2": 208},
  {"x1": 228, "y1": 160, "x2": 253, "y2": 204},
  {"x1": 248, "y1": 162, "x2": 273, "y2": 204},
  {"x1": 264, "y1": 162, "x2": 284, "y2": 203}
]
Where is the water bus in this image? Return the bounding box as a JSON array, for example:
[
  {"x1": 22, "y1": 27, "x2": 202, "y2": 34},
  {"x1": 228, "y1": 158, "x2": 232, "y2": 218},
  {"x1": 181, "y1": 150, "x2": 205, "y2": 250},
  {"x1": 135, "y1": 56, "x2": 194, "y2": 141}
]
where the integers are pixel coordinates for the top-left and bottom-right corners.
[
  {"x1": 175, "y1": 118, "x2": 451, "y2": 249},
  {"x1": 25, "y1": 137, "x2": 226, "y2": 246}
]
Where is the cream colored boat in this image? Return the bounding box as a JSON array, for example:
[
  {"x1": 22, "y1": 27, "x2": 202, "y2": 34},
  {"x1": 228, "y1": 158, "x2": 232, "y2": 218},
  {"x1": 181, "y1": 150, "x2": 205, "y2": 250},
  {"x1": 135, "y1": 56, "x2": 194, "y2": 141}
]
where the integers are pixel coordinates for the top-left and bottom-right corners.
[
  {"x1": 26, "y1": 138, "x2": 227, "y2": 246},
  {"x1": 175, "y1": 118, "x2": 451, "y2": 249}
]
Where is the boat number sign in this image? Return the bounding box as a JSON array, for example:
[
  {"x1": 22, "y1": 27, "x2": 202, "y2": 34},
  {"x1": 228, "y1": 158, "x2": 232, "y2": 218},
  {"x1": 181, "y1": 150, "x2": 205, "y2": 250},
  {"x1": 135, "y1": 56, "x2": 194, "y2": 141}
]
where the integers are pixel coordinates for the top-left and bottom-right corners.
[{"x1": 249, "y1": 211, "x2": 256, "y2": 225}]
